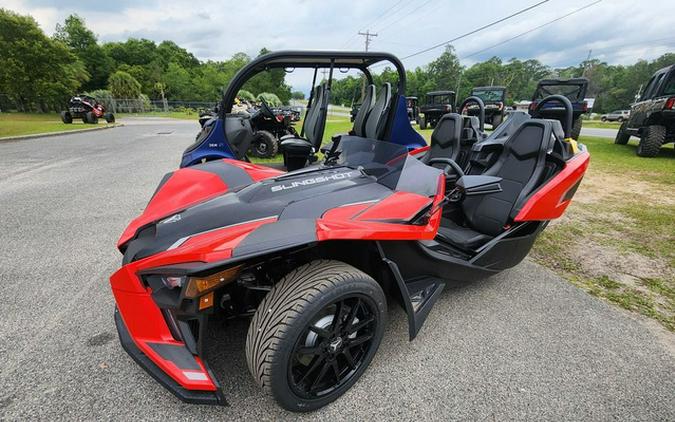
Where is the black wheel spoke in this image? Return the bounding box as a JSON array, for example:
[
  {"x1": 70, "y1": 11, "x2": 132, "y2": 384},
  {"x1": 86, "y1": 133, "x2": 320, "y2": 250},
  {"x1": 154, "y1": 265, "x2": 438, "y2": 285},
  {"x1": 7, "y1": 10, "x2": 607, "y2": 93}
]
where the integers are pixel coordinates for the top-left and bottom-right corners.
[
  {"x1": 347, "y1": 333, "x2": 373, "y2": 348},
  {"x1": 296, "y1": 345, "x2": 321, "y2": 356},
  {"x1": 342, "y1": 348, "x2": 356, "y2": 369},
  {"x1": 310, "y1": 361, "x2": 332, "y2": 392},
  {"x1": 332, "y1": 300, "x2": 347, "y2": 335},
  {"x1": 344, "y1": 298, "x2": 361, "y2": 331},
  {"x1": 346, "y1": 316, "x2": 374, "y2": 334},
  {"x1": 332, "y1": 360, "x2": 342, "y2": 383},
  {"x1": 308, "y1": 325, "x2": 331, "y2": 339},
  {"x1": 298, "y1": 355, "x2": 325, "y2": 384}
]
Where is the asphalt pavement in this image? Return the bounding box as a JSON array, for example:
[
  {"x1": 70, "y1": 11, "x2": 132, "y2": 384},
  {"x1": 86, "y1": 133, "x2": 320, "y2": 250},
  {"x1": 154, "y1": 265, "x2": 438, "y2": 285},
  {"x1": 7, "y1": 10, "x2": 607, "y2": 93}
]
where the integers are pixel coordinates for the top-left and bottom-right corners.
[
  {"x1": 1, "y1": 118, "x2": 673, "y2": 420},
  {"x1": 580, "y1": 126, "x2": 621, "y2": 139}
]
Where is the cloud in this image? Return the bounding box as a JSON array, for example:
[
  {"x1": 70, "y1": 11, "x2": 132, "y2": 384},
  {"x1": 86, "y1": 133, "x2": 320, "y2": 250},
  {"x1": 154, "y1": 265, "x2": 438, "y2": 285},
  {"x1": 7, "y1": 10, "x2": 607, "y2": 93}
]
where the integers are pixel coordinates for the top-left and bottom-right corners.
[{"x1": 6, "y1": 0, "x2": 674, "y2": 90}]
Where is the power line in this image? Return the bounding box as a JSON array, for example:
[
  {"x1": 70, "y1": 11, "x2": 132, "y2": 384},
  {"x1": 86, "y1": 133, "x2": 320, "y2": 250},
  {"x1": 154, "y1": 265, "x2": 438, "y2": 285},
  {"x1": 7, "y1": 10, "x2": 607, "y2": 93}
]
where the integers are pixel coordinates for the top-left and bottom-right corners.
[
  {"x1": 461, "y1": 0, "x2": 603, "y2": 60},
  {"x1": 399, "y1": 0, "x2": 551, "y2": 61},
  {"x1": 376, "y1": 0, "x2": 435, "y2": 34}
]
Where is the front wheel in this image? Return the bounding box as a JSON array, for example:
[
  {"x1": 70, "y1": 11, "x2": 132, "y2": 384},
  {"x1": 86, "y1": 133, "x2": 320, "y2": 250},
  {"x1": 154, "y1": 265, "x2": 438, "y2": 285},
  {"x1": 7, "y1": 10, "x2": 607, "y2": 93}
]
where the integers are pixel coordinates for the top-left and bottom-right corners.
[
  {"x1": 249, "y1": 130, "x2": 278, "y2": 158},
  {"x1": 246, "y1": 260, "x2": 386, "y2": 412},
  {"x1": 104, "y1": 112, "x2": 115, "y2": 123},
  {"x1": 85, "y1": 111, "x2": 98, "y2": 124},
  {"x1": 60, "y1": 111, "x2": 72, "y2": 124},
  {"x1": 614, "y1": 122, "x2": 630, "y2": 145},
  {"x1": 601, "y1": 116, "x2": 607, "y2": 122}
]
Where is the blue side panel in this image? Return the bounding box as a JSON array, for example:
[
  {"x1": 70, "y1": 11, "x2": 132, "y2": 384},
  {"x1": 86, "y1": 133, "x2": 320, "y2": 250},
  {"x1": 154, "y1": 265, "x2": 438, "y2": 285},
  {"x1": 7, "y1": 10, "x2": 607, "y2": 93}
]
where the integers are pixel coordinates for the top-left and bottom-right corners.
[
  {"x1": 180, "y1": 118, "x2": 237, "y2": 168},
  {"x1": 385, "y1": 95, "x2": 427, "y2": 150}
]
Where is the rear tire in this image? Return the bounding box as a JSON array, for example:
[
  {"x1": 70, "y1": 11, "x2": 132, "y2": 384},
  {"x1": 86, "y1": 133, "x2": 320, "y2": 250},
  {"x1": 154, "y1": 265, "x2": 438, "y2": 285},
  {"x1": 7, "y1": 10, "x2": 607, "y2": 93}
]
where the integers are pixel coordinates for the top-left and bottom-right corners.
[
  {"x1": 637, "y1": 125, "x2": 665, "y2": 157},
  {"x1": 570, "y1": 117, "x2": 583, "y2": 140},
  {"x1": 60, "y1": 111, "x2": 72, "y2": 124},
  {"x1": 614, "y1": 122, "x2": 630, "y2": 145},
  {"x1": 85, "y1": 111, "x2": 98, "y2": 124},
  {"x1": 601, "y1": 116, "x2": 607, "y2": 122},
  {"x1": 491, "y1": 114, "x2": 502, "y2": 128},
  {"x1": 249, "y1": 130, "x2": 278, "y2": 158},
  {"x1": 419, "y1": 115, "x2": 427, "y2": 129},
  {"x1": 104, "y1": 112, "x2": 115, "y2": 123},
  {"x1": 246, "y1": 260, "x2": 386, "y2": 412}
]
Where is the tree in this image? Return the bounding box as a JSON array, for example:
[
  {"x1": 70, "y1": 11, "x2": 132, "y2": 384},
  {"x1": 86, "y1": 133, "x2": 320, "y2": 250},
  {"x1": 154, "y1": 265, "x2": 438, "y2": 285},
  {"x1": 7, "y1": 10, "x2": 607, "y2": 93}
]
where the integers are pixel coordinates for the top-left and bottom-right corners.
[
  {"x1": 0, "y1": 9, "x2": 89, "y2": 111},
  {"x1": 108, "y1": 70, "x2": 141, "y2": 98},
  {"x1": 256, "y1": 92, "x2": 281, "y2": 107},
  {"x1": 54, "y1": 14, "x2": 114, "y2": 90},
  {"x1": 291, "y1": 91, "x2": 305, "y2": 100}
]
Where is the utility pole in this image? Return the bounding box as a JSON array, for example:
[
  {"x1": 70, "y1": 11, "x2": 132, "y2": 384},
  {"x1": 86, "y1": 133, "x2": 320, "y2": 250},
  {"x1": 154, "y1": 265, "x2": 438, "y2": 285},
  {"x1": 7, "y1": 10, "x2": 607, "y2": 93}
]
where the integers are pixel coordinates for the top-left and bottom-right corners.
[
  {"x1": 582, "y1": 49, "x2": 592, "y2": 77},
  {"x1": 358, "y1": 30, "x2": 378, "y2": 52}
]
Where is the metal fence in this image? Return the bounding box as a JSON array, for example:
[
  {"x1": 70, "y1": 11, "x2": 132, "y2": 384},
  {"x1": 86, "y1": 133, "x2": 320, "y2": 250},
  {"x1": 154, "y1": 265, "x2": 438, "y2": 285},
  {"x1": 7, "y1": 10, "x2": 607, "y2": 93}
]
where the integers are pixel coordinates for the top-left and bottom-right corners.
[{"x1": 107, "y1": 99, "x2": 218, "y2": 114}]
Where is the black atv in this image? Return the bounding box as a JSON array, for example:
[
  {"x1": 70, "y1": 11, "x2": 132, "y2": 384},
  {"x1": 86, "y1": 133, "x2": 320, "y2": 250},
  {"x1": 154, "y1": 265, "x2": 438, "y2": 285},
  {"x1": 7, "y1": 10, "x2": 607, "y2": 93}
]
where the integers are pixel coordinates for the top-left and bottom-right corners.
[
  {"x1": 529, "y1": 78, "x2": 588, "y2": 140},
  {"x1": 419, "y1": 91, "x2": 455, "y2": 129},
  {"x1": 249, "y1": 107, "x2": 299, "y2": 158},
  {"x1": 61, "y1": 94, "x2": 114, "y2": 124},
  {"x1": 469, "y1": 86, "x2": 506, "y2": 128},
  {"x1": 615, "y1": 64, "x2": 675, "y2": 157}
]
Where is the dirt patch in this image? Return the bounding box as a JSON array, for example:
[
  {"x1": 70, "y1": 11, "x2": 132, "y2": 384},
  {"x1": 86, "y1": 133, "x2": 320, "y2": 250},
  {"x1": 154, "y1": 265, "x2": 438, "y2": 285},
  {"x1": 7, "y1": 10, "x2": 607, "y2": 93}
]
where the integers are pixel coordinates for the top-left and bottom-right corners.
[{"x1": 575, "y1": 167, "x2": 675, "y2": 206}]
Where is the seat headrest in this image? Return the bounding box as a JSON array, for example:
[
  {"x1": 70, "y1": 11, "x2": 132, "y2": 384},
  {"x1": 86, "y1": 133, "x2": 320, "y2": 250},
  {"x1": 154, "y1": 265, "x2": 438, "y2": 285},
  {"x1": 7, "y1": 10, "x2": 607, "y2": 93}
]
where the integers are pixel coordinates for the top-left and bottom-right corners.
[{"x1": 432, "y1": 113, "x2": 462, "y2": 148}]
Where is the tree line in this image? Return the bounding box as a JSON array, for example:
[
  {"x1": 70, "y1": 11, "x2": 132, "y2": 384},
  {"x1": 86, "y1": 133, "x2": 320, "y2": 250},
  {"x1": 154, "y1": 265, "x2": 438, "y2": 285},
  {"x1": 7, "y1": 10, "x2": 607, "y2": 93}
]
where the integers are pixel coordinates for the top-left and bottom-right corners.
[
  {"x1": 0, "y1": 8, "x2": 672, "y2": 113},
  {"x1": 330, "y1": 46, "x2": 674, "y2": 113}
]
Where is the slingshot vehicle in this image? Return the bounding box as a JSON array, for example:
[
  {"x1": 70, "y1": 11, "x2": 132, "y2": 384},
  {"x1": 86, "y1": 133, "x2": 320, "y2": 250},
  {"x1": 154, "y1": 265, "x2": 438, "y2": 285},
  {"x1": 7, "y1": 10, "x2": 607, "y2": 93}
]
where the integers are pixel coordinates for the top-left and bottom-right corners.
[
  {"x1": 182, "y1": 51, "x2": 426, "y2": 169},
  {"x1": 111, "y1": 50, "x2": 590, "y2": 412},
  {"x1": 61, "y1": 94, "x2": 115, "y2": 124}
]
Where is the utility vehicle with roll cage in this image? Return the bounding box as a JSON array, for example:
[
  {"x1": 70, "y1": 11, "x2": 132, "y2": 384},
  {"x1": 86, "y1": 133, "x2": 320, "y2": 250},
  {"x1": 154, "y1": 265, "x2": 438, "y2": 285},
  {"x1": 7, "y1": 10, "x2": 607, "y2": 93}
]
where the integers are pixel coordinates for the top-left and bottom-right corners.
[
  {"x1": 469, "y1": 86, "x2": 507, "y2": 128},
  {"x1": 419, "y1": 91, "x2": 456, "y2": 129},
  {"x1": 110, "y1": 50, "x2": 590, "y2": 412},
  {"x1": 529, "y1": 78, "x2": 589, "y2": 140}
]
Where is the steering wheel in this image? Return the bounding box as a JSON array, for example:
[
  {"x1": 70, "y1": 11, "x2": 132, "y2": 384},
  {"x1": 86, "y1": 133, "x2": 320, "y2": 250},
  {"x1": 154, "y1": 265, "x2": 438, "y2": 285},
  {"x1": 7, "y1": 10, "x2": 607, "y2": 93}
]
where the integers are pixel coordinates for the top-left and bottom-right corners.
[
  {"x1": 533, "y1": 94, "x2": 573, "y2": 138},
  {"x1": 428, "y1": 157, "x2": 465, "y2": 178},
  {"x1": 459, "y1": 96, "x2": 485, "y2": 132},
  {"x1": 258, "y1": 97, "x2": 275, "y2": 119}
]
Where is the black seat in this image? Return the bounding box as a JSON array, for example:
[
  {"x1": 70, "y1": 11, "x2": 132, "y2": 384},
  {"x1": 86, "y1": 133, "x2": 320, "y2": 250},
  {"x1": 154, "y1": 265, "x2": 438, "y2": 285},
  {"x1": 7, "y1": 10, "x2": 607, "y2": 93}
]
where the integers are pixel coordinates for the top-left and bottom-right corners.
[
  {"x1": 280, "y1": 83, "x2": 328, "y2": 170},
  {"x1": 353, "y1": 84, "x2": 376, "y2": 137},
  {"x1": 436, "y1": 120, "x2": 555, "y2": 251},
  {"x1": 421, "y1": 113, "x2": 462, "y2": 164},
  {"x1": 364, "y1": 83, "x2": 391, "y2": 139}
]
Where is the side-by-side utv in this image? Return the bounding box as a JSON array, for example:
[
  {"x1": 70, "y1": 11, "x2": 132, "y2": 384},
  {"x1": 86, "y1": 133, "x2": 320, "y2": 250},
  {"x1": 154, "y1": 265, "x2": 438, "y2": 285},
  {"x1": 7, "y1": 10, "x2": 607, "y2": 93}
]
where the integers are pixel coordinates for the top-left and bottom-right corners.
[{"x1": 110, "y1": 51, "x2": 589, "y2": 412}]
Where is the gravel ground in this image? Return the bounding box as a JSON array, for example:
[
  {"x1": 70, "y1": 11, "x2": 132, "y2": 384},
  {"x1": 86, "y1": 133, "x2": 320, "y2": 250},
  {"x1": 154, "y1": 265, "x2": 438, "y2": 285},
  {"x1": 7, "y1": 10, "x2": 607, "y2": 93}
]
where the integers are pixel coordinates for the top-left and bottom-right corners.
[{"x1": 0, "y1": 118, "x2": 673, "y2": 420}]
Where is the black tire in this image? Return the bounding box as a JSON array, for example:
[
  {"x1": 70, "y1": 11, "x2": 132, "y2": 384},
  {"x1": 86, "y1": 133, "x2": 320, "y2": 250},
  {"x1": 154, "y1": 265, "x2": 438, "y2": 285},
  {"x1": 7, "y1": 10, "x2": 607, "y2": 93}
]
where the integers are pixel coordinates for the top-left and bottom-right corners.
[
  {"x1": 614, "y1": 122, "x2": 630, "y2": 145},
  {"x1": 60, "y1": 111, "x2": 72, "y2": 124},
  {"x1": 104, "y1": 112, "x2": 115, "y2": 123},
  {"x1": 419, "y1": 115, "x2": 427, "y2": 129},
  {"x1": 601, "y1": 116, "x2": 607, "y2": 122},
  {"x1": 637, "y1": 125, "x2": 665, "y2": 157},
  {"x1": 85, "y1": 111, "x2": 98, "y2": 124},
  {"x1": 249, "y1": 131, "x2": 278, "y2": 158},
  {"x1": 246, "y1": 260, "x2": 386, "y2": 412},
  {"x1": 617, "y1": 117, "x2": 624, "y2": 123},
  {"x1": 491, "y1": 113, "x2": 502, "y2": 128},
  {"x1": 570, "y1": 117, "x2": 583, "y2": 140}
]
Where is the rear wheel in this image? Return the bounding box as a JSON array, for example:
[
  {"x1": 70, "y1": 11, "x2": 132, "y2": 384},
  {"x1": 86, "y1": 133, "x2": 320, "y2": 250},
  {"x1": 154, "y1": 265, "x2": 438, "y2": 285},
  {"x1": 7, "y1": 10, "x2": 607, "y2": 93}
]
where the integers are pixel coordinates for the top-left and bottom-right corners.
[
  {"x1": 614, "y1": 122, "x2": 630, "y2": 145},
  {"x1": 104, "y1": 112, "x2": 115, "y2": 123},
  {"x1": 85, "y1": 111, "x2": 98, "y2": 124},
  {"x1": 249, "y1": 130, "x2": 278, "y2": 158},
  {"x1": 246, "y1": 260, "x2": 386, "y2": 412},
  {"x1": 60, "y1": 111, "x2": 72, "y2": 124},
  {"x1": 570, "y1": 117, "x2": 583, "y2": 140},
  {"x1": 637, "y1": 125, "x2": 665, "y2": 157},
  {"x1": 419, "y1": 115, "x2": 427, "y2": 129},
  {"x1": 601, "y1": 116, "x2": 607, "y2": 122},
  {"x1": 491, "y1": 113, "x2": 502, "y2": 128}
]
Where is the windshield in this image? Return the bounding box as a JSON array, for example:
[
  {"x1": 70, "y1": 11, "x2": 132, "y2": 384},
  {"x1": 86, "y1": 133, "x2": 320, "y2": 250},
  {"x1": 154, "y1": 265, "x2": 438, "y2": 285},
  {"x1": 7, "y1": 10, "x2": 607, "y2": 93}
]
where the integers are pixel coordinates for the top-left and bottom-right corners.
[
  {"x1": 472, "y1": 89, "x2": 505, "y2": 103},
  {"x1": 535, "y1": 84, "x2": 585, "y2": 101},
  {"x1": 334, "y1": 137, "x2": 441, "y2": 196},
  {"x1": 428, "y1": 94, "x2": 453, "y2": 104}
]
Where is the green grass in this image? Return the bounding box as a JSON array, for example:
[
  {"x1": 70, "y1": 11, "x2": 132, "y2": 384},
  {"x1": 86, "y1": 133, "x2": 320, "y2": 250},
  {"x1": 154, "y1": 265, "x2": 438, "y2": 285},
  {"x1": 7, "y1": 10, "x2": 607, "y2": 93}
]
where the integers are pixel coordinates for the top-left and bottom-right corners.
[
  {"x1": 0, "y1": 112, "x2": 114, "y2": 138},
  {"x1": 582, "y1": 120, "x2": 622, "y2": 129},
  {"x1": 580, "y1": 136, "x2": 675, "y2": 183}
]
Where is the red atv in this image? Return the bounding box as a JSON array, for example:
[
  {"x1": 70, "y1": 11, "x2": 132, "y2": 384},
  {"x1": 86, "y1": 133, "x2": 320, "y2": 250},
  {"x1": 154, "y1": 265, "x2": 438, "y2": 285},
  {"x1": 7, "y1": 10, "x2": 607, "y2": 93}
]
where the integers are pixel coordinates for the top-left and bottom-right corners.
[
  {"x1": 110, "y1": 51, "x2": 589, "y2": 412},
  {"x1": 61, "y1": 94, "x2": 115, "y2": 124}
]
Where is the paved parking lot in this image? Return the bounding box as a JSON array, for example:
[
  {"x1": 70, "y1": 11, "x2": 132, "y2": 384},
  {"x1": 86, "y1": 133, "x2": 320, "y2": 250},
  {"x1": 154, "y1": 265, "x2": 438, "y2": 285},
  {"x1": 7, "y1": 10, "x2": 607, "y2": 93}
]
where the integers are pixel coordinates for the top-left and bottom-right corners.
[{"x1": 0, "y1": 118, "x2": 673, "y2": 420}]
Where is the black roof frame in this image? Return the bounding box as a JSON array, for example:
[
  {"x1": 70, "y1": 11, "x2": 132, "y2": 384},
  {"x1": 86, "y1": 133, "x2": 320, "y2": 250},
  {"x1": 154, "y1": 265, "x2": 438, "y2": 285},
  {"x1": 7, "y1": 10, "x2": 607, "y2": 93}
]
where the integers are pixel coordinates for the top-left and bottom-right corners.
[{"x1": 221, "y1": 50, "x2": 407, "y2": 113}]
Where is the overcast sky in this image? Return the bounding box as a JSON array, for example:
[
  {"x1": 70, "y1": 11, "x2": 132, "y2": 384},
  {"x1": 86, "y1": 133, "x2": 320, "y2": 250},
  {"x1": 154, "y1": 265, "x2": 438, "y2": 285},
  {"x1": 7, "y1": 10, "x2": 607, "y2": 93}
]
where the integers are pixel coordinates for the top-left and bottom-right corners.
[{"x1": 4, "y1": 0, "x2": 674, "y2": 91}]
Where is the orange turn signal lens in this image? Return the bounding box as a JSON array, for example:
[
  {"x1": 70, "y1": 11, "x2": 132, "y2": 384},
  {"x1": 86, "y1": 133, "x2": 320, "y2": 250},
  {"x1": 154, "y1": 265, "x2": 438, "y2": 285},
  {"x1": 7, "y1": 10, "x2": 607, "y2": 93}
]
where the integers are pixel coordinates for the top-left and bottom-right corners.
[
  {"x1": 184, "y1": 265, "x2": 242, "y2": 298},
  {"x1": 199, "y1": 291, "x2": 215, "y2": 310}
]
